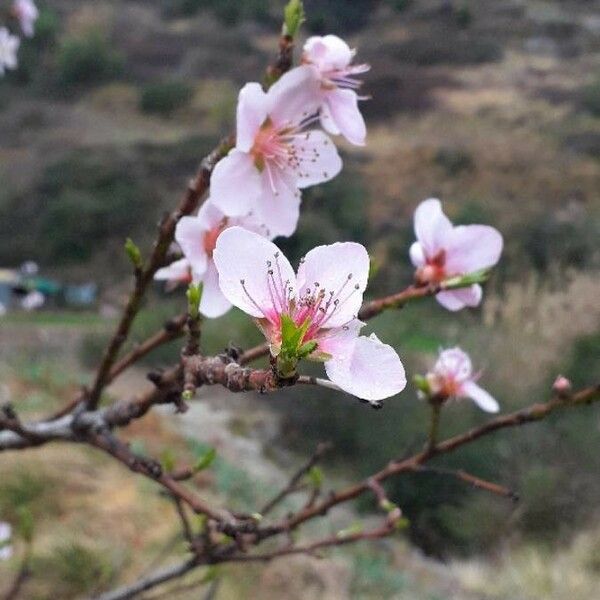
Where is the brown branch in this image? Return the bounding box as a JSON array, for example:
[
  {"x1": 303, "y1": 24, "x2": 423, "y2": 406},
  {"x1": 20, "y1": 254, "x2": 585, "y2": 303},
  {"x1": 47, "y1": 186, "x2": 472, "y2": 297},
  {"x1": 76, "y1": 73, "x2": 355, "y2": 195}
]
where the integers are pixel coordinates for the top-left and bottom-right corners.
[
  {"x1": 86, "y1": 139, "x2": 232, "y2": 410},
  {"x1": 279, "y1": 384, "x2": 600, "y2": 532}
]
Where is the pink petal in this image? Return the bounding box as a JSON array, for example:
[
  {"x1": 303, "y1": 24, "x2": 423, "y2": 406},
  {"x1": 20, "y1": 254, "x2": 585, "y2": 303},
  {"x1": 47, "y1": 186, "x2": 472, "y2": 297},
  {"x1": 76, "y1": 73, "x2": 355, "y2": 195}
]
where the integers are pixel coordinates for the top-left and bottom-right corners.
[
  {"x1": 255, "y1": 167, "x2": 301, "y2": 237},
  {"x1": 236, "y1": 82, "x2": 268, "y2": 153},
  {"x1": 409, "y1": 241, "x2": 426, "y2": 267},
  {"x1": 199, "y1": 260, "x2": 232, "y2": 318},
  {"x1": 175, "y1": 216, "x2": 208, "y2": 276},
  {"x1": 434, "y1": 347, "x2": 472, "y2": 382},
  {"x1": 304, "y1": 35, "x2": 353, "y2": 71},
  {"x1": 289, "y1": 130, "x2": 342, "y2": 189},
  {"x1": 436, "y1": 284, "x2": 482, "y2": 311},
  {"x1": 210, "y1": 150, "x2": 262, "y2": 217},
  {"x1": 296, "y1": 242, "x2": 370, "y2": 328},
  {"x1": 197, "y1": 198, "x2": 226, "y2": 229},
  {"x1": 325, "y1": 333, "x2": 406, "y2": 402},
  {"x1": 461, "y1": 380, "x2": 499, "y2": 413},
  {"x1": 319, "y1": 102, "x2": 341, "y2": 136},
  {"x1": 154, "y1": 258, "x2": 191, "y2": 282},
  {"x1": 213, "y1": 227, "x2": 296, "y2": 319},
  {"x1": 267, "y1": 65, "x2": 321, "y2": 127},
  {"x1": 315, "y1": 318, "x2": 363, "y2": 359},
  {"x1": 413, "y1": 198, "x2": 453, "y2": 257},
  {"x1": 324, "y1": 89, "x2": 366, "y2": 146},
  {"x1": 443, "y1": 225, "x2": 504, "y2": 274}
]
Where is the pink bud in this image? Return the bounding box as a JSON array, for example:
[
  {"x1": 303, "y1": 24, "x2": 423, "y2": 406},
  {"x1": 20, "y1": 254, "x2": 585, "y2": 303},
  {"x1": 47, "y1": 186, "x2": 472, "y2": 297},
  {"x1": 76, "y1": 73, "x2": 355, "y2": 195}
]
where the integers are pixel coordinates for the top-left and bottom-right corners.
[{"x1": 553, "y1": 375, "x2": 572, "y2": 396}]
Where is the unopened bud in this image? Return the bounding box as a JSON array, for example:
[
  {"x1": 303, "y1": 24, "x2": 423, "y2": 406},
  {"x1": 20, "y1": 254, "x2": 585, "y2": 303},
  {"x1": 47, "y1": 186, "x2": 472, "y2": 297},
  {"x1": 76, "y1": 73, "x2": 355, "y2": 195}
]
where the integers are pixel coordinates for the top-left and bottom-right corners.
[
  {"x1": 553, "y1": 375, "x2": 572, "y2": 397},
  {"x1": 124, "y1": 238, "x2": 143, "y2": 270}
]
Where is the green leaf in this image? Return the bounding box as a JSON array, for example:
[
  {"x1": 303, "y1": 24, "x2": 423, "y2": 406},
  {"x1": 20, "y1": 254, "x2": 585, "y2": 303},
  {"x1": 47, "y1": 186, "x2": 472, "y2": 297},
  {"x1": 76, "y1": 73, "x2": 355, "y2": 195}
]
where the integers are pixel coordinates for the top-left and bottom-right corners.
[
  {"x1": 297, "y1": 340, "x2": 317, "y2": 359},
  {"x1": 16, "y1": 506, "x2": 34, "y2": 543},
  {"x1": 160, "y1": 448, "x2": 176, "y2": 473},
  {"x1": 186, "y1": 283, "x2": 203, "y2": 319},
  {"x1": 194, "y1": 447, "x2": 217, "y2": 472},
  {"x1": 307, "y1": 465, "x2": 323, "y2": 488},
  {"x1": 444, "y1": 269, "x2": 490, "y2": 289},
  {"x1": 336, "y1": 522, "x2": 363, "y2": 539},
  {"x1": 283, "y1": 0, "x2": 305, "y2": 37},
  {"x1": 413, "y1": 374, "x2": 431, "y2": 394},
  {"x1": 124, "y1": 238, "x2": 143, "y2": 269}
]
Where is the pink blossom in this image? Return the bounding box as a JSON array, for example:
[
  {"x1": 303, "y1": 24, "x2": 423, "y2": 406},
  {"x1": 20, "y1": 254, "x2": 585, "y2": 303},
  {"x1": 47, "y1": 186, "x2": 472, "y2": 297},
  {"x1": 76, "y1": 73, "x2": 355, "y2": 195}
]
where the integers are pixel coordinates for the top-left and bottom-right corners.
[
  {"x1": 426, "y1": 347, "x2": 499, "y2": 413},
  {"x1": 409, "y1": 198, "x2": 503, "y2": 311},
  {"x1": 12, "y1": 0, "x2": 38, "y2": 38},
  {"x1": 0, "y1": 27, "x2": 19, "y2": 76},
  {"x1": 0, "y1": 521, "x2": 12, "y2": 561},
  {"x1": 156, "y1": 200, "x2": 273, "y2": 318},
  {"x1": 213, "y1": 227, "x2": 406, "y2": 403},
  {"x1": 302, "y1": 35, "x2": 370, "y2": 146},
  {"x1": 210, "y1": 68, "x2": 342, "y2": 237}
]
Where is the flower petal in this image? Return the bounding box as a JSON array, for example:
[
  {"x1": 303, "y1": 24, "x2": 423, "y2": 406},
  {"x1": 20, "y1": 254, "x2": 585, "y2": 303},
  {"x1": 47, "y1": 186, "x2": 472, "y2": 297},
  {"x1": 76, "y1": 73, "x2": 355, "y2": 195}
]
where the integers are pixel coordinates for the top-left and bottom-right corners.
[
  {"x1": 196, "y1": 198, "x2": 226, "y2": 229},
  {"x1": 413, "y1": 198, "x2": 453, "y2": 257},
  {"x1": 304, "y1": 35, "x2": 353, "y2": 71},
  {"x1": 255, "y1": 167, "x2": 301, "y2": 237},
  {"x1": 210, "y1": 150, "x2": 262, "y2": 217},
  {"x1": 324, "y1": 89, "x2": 366, "y2": 146},
  {"x1": 213, "y1": 227, "x2": 296, "y2": 319},
  {"x1": 435, "y1": 284, "x2": 482, "y2": 311},
  {"x1": 154, "y1": 258, "x2": 191, "y2": 282},
  {"x1": 443, "y1": 225, "x2": 504, "y2": 274},
  {"x1": 315, "y1": 318, "x2": 363, "y2": 359},
  {"x1": 462, "y1": 381, "x2": 499, "y2": 413},
  {"x1": 175, "y1": 217, "x2": 208, "y2": 276},
  {"x1": 297, "y1": 242, "x2": 370, "y2": 328},
  {"x1": 267, "y1": 65, "x2": 321, "y2": 126},
  {"x1": 199, "y1": 260, "x2": 232, "y2": 318},
  {"x1": 236, "y1": 82, "x2": 268, "y2": 153},
  {"x1": 289, "y1": 130, "x2": 342, "y2": 189},
  {"x1": 325, "y1": 333, "x2": 406, "y2": 402},
  {"x1": 319, "y1": 102, "x2": 341, "y2": 136},
  {"x1": 409, "y1": 241, "x2": 426, "y2": 267}
]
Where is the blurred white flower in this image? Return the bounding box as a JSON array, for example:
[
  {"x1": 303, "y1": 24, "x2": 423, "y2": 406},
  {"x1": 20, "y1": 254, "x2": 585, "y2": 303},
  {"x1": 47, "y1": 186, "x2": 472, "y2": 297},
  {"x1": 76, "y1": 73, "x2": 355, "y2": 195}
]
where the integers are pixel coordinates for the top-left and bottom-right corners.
[
  {"x1": 21, "y1": 290, "x2": 45, "y2": 311},
  {"x1": 0, "y1": 27, "x2": 20, "y2": 76},
  {"x1": 0, "y1": 522, "x2": 12, "y2": 561}
]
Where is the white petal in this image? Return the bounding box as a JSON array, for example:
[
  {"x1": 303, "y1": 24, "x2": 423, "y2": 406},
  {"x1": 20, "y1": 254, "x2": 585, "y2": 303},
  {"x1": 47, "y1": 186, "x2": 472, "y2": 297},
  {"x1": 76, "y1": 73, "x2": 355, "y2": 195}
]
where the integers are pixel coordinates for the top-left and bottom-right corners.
[
  {"x1": 315, "y1": 318, "x2": 362, "y2": 359},
  {"x1": 324, "y1": 89, "x2": 366, "y2": 146},
  {"x1": 325, "y1": 333, "x2": 406, "y2": 402},
  {"x1": 462, "y1": 381, "x2": 499, "y2": 413},
  {"x1": 444, "y1": 225, "x2": 504, "y2": 274},
  {"x1": 303, "y1": 35, "x2": 353, "y2": 71},
  {"x1": 175, "y1": 216, "x2": 208, "y2": 276},
  {"x1": 199, "y1": 260, "x2": 232, "y2": 318},
  {"x1": 210, "y1": 150, "x2": 262, "y2": 217},
  {"x1": 196, "y1": 198, "x2": 226, "y2": 229},
  {"x1": 255, "y1": 167, "x2": 301, "y2": 237},
  {"x1": 267, "y1": 65, "x2": 321, "y2": 126},
  {"x1": 319, "y1": 102, "x2": 341, "y2": 136},
  {"x1": 289, "y1": 130, "x2": 342, "y2": 189},
  {"x1": 435, "y1": 285, "x2": 482, "y2": 312},
  {"x1": 154, "y1": 258, "x2": 191, "y2": 282},
  {"x1": 297, "y1": 242, "x2": 370, "y2": 328},
  {"x1": 413, "y1": 198, "x2": 453, "y2": 257},
  {"x1": 236, "y1": 82, "x2": 268, "y2": 153},
  {"x1": 409, "y1": 241, "x2": 426, "y2": 267},
  {"x1": 213, "y1": 227, "x2": 296, "y2": 319}
]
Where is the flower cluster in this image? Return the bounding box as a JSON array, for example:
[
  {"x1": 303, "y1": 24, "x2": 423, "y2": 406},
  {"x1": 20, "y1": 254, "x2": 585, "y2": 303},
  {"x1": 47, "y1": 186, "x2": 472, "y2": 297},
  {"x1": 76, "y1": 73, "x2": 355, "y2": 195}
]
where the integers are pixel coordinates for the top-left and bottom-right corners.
[
  {"x1": 156, "y1": 32, "x2": 504, "y2": 404},
  {"x1": 0, "y1": 0, "x2": 38, "y2": 76}
]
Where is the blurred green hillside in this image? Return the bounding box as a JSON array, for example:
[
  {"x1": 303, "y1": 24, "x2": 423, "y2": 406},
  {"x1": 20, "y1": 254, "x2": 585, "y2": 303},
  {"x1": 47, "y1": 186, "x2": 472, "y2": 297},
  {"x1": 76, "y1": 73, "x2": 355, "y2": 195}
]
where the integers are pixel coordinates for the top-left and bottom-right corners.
[{"x1": 1, "y1": 0, "x2": 599, "y2": 598}]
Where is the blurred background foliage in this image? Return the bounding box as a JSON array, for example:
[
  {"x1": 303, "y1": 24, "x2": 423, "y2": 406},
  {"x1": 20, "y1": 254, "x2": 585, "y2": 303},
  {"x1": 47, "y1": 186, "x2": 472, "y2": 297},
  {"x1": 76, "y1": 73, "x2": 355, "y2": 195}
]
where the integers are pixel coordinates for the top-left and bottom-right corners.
[{"x1": 1, "y1": 0, "x2": 599, "y2": 597}]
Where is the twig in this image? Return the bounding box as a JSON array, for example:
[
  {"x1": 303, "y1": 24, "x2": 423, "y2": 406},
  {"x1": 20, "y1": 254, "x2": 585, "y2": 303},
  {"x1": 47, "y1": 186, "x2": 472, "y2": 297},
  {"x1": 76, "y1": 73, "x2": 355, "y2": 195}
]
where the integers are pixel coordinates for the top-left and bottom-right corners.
[
  {"x1": 108, "y1": 314, "x2": 187, "y2": 383},
  {"x1": 412, "y1": 466, "x2": 519, "y2": 501},
  {"x1": 260, "y1": 442, "x2": 332, "y2": 516},
  {"x1": 93, "y1": 558, "x2": 199, "y2": 600}
]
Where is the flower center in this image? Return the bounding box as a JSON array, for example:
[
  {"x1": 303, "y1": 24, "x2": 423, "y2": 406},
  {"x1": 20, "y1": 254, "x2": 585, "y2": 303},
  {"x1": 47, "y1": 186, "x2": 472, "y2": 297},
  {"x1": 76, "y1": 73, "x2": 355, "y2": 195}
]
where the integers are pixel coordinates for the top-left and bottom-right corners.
[
  {"x1": 203, "y1": 219, "x2": 228, "y2": 257},
  {"x1": 416, "y1": 250, "x2": 447, "y2": 285}
]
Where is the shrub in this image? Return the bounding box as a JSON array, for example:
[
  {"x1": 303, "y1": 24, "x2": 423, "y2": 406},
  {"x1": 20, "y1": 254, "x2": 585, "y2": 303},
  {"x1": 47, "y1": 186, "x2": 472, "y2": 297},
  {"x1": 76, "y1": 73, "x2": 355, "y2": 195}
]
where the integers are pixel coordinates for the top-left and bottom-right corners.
[
  {"x1": 139, "y1": 81, "x2": 194, "y2": 116},
  {"x1": 57, "y1": 32, "x2": 123, "y2": 89},
  {"x1": 581, "y1": 79, "x2": 600, "y2": 117}
]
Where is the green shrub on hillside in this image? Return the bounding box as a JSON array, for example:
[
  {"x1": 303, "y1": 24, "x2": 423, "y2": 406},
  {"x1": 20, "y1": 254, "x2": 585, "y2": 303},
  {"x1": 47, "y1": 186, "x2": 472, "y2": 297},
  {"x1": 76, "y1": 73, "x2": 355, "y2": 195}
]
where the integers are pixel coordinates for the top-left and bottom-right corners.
[
  {"x1": 139, "y1": 81, "x2": 194, "y2": 116},
  {"x1": 582, "y1": 79, "x2": 600, "y2": 117},
  {"x1": 57, "y1": 32, "x2": 123, "y2": 89}
]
